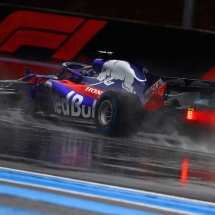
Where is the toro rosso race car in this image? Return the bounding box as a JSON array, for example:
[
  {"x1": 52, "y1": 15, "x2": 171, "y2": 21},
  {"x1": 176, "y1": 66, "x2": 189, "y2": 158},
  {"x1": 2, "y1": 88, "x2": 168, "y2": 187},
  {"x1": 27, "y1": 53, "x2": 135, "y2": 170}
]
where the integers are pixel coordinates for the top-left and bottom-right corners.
[{"x1": 1, "y1": 51, "x2": 215, "y2": 135}]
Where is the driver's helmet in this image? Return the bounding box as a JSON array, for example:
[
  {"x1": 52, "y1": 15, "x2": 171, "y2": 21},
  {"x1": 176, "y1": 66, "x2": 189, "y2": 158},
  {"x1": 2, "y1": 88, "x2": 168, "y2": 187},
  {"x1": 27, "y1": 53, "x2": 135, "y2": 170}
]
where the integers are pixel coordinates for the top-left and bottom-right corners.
[{"x1": 81, "y1": 66, "x2": 95, "y2": 76}]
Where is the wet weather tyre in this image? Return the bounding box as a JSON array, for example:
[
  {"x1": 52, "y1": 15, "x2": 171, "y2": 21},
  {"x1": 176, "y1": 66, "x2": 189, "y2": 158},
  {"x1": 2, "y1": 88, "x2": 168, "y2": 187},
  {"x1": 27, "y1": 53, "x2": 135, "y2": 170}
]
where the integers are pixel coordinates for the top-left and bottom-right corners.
[{"x1": 95, "y1": 90, "x2": 143, "y2": 135}]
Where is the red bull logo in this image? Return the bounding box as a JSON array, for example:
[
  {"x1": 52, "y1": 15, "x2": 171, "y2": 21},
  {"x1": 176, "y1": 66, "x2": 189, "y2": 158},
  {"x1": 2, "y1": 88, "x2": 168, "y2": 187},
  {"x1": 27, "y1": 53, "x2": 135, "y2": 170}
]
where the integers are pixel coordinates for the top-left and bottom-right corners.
[
  {"x1": 52, "y1": 92, "x2": 97, "y2": 118},
  {"x1": 45, "y1": 81, "x2": 97, "y2": 118},
  {"x1": 95, "y1": 60, "x2": 145, "y2": 94}
]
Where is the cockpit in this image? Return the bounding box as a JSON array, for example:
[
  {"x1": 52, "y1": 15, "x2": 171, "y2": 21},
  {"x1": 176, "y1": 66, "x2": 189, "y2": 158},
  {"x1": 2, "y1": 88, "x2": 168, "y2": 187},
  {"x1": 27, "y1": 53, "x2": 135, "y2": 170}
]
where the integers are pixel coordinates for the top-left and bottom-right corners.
[{"x1": 59, "y1": 62, "x2": 96, "y2": 83}]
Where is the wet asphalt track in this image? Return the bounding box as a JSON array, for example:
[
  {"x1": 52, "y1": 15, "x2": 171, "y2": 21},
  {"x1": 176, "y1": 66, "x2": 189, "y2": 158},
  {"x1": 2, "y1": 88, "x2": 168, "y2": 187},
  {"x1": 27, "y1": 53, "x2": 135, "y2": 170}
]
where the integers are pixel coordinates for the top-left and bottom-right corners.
[{"x1": 1, "y1": 109, "x2": 215, "y2": 214}]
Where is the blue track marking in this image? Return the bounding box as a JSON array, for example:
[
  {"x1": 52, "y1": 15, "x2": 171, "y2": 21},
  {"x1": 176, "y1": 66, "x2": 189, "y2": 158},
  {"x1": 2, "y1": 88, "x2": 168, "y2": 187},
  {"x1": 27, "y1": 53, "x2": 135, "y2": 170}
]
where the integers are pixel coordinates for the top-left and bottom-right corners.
[
  {"x1": 0, "y1": 167, "x2": 215, "y2": 214},
  {"x1": 0, "y1": 205, "x2": 54, "y2": 215},
  {"x1": 0, "y1": 184, "x2": 159, "y2": 215}
]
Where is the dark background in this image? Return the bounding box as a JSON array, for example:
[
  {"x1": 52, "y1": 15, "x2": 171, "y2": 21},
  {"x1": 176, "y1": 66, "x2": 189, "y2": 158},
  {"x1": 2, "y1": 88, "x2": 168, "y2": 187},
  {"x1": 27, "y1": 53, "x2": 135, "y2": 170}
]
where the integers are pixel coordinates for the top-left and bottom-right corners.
[
  {"x1": 0, "y1": 1, "x2": 215, "y2": 80},
  {"x1": 1, "y1": 0, "x2": 215, "y2": 32}
]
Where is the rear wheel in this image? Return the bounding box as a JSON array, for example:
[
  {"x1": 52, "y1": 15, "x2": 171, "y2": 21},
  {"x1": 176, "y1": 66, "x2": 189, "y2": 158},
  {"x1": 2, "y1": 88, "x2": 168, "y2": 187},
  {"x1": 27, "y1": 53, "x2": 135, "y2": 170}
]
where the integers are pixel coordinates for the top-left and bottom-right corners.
[
  {"x1": 98, "y1": 100, "x2": 113, "y2": 126},
  {"x1": 95, "y1": 90, "x2": 143, "y2": 135}
]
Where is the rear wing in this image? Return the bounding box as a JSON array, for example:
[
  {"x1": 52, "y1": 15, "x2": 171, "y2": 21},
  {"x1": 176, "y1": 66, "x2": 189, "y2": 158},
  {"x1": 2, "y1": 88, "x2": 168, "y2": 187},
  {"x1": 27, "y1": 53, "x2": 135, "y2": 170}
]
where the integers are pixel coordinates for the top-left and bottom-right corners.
[{"x1": 162, "y1": 76, "x2": 215, "y2": 95}]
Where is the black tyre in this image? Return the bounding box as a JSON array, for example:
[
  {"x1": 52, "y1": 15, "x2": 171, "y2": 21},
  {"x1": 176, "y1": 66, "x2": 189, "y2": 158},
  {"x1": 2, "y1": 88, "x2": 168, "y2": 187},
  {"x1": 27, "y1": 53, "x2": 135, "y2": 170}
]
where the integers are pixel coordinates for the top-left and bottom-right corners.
[{"x1": 94, "y1": 90, "x2": 143, "y2": 135}]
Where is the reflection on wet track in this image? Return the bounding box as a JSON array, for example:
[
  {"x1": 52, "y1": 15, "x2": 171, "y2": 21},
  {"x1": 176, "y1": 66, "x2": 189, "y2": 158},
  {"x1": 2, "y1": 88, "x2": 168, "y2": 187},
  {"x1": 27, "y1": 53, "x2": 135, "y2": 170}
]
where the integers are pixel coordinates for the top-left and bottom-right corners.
[{"x1": 1, "y1": 110, "x2": 215, "y2": 214}]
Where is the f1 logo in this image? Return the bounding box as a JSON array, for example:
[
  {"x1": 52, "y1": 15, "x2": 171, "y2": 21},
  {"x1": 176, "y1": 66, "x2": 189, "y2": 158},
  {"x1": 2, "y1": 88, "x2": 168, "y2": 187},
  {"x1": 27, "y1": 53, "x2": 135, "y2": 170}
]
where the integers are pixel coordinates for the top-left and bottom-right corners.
[{"x1": 0, "y1": 10, "x2": 107, "y2": 61}]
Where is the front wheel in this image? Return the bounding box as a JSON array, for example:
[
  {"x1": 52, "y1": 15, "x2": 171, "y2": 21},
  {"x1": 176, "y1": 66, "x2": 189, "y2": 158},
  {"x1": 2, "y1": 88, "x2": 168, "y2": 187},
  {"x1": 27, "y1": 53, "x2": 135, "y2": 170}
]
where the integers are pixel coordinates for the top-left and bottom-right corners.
[{"x1": 94, "y1": 90, "x2": 143, "y2": 135}]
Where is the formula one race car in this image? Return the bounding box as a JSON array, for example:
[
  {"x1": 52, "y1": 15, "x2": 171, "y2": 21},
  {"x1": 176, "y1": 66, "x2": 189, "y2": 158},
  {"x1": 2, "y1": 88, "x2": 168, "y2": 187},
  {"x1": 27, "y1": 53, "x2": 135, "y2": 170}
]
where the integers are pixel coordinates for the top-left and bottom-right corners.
[{"x1": 1, "y1": 51, "x2": 215, "y2": 135}]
